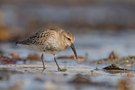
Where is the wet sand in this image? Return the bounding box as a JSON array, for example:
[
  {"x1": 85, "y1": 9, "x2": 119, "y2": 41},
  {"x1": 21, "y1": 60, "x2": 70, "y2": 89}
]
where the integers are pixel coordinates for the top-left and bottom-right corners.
[{"x1": 0, "y1": 30, "x2": 135, "y2": 90}]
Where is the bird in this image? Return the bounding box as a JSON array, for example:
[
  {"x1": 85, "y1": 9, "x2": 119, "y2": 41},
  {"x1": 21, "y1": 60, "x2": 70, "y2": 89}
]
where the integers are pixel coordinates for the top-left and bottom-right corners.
[{"x1": 16, "y1": 26, "x2": 78, "y2": 71}]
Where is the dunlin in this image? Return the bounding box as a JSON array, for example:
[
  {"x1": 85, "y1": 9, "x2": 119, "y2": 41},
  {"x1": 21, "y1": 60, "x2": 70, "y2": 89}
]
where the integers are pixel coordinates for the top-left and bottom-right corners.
[{"x1": 17, "y1": 26, "x2": 78, "y2": 71}]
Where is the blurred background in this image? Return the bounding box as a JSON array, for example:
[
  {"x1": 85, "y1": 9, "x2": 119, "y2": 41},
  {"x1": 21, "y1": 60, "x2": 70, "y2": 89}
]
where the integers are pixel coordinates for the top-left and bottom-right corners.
[
  {"x1": 1, "y1": 0, "x2": 135, "y2": 58},
  {"x1": 1, "y1": 0, "x2": 135, "y2": 41},
  {"x1": 0, "y1": 1, "x2": 135, "y2": 90}
]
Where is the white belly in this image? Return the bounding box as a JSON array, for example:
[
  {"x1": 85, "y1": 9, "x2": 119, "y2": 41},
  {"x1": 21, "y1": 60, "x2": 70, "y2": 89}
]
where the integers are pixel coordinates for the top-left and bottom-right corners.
[{"x1": 18, "y1": 44, "x2": 63, "y2": 54}]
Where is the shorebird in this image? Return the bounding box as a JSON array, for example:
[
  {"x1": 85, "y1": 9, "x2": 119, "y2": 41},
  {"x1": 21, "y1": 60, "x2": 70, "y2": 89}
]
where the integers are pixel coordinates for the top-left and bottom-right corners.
[{"x1": 17, "y1": 26, "x2": 78, "y2": 71}]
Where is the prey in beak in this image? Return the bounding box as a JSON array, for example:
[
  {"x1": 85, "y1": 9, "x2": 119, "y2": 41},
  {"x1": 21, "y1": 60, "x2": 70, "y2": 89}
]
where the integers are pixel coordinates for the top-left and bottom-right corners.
[{"x1": 70, "y1": 44, "x2": 78, "y2": 59}]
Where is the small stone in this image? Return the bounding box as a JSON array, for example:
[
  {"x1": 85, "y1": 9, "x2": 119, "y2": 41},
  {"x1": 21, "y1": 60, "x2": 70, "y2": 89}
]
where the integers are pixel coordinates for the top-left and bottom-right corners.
[
  {"x1": 108, "y1": 51, "x2": 119, "y2": 61},
  {"x1": 118, "y1": 77, "x2": 133, "y2": 90},
  {"x1": 26, "y1": 54, "x2": 41, "y2": 60},
  {"x1": 69, "y1": 74, "x2": 91, "y2": 84}
]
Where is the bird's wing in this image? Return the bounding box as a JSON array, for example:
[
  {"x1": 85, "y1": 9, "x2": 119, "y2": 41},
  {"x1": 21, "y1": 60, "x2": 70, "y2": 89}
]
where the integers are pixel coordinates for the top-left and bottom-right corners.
[{"x1": 17, "y1": 30, "x2": 54, "y2": 45}]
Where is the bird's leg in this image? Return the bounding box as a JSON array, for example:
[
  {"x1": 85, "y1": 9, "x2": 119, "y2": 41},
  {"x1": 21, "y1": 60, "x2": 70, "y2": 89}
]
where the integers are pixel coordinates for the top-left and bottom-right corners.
[
  {"x1": 53, "y1": 54, "x2": 61, "y2": 71},
  {"x1": 41, "y1": 53, "x2": 46, "y2": 72}
]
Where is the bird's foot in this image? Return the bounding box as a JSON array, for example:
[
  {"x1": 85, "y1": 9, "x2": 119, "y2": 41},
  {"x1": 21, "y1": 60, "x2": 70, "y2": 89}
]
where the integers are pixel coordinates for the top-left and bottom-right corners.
[
  {"x1": 42, "y1": 67, "x2": 46, "y2": 72},
  {"x1": 58, "y1": 68, "x2": 67, "y2": 72}
]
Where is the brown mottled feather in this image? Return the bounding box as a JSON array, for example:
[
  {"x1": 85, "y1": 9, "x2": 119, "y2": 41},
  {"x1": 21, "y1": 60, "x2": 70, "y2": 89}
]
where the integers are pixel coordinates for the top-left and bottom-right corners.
[
  {"x1": 18, "y1": 29, "x2": 61, "y2": 45},
  {"x1": 17, "y1": 26, "x2": 75, "y2": 54},
  {"x1": 17, "y1": 26, "x2": 77, "y2": 71}
]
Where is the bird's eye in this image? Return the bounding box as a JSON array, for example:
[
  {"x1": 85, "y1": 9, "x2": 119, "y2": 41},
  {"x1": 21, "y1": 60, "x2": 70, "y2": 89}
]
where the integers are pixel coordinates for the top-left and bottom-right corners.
[{"x1": 67, "y1": 38, "x2": 71, "y2": 41}]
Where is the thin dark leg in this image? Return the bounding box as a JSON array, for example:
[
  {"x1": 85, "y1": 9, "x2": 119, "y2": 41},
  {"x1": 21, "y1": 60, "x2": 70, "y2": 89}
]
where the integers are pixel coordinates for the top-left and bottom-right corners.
[
  {"x1": 41, "y1": 53, "x2": 46, "y2": 72},
  {"x1": 53, "y1": 54, "x2": 61, "y2": 71}
]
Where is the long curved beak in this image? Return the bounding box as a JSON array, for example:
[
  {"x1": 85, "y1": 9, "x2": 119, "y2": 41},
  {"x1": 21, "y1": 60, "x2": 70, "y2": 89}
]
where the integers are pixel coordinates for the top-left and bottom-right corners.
[{"x1": 70, "y1": 44, "x2": 78, "y2": 59}]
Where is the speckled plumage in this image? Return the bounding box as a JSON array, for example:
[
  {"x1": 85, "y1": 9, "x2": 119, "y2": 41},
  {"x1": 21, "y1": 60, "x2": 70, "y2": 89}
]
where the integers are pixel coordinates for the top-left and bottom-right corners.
[{"x1": 17, "y1": 26, "x2": 77, "y2": 71}]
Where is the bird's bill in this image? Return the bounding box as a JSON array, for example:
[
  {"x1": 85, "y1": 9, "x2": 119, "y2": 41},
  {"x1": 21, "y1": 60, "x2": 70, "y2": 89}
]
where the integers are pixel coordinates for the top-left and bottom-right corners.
[{"x1": 70, "y1": 44, "x2": 78, "y2": 59}]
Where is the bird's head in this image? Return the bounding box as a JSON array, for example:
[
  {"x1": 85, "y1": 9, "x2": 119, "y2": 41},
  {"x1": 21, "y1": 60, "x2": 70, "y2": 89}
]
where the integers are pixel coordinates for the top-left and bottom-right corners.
[
  {"x1": 64, "y1": 32, "x2": 75, "y2": 46},
  {"x1": 63, "y1": 31, "x2": 78, "y2": 59}
]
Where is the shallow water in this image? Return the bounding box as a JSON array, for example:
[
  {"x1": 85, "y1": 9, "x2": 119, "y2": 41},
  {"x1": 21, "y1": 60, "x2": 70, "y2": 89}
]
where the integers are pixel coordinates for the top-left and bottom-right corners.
[{"x1": 0, "y1": 30, "x2": 135, "y2": 90}]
